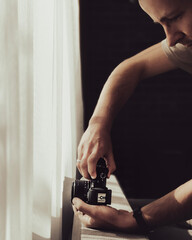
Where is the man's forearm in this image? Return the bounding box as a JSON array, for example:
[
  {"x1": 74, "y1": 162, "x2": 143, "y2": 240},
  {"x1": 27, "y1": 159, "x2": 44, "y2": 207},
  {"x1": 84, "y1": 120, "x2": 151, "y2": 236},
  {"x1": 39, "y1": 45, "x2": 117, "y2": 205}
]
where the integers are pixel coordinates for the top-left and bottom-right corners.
[
  {"x1": 89, "y1": 60, "x2": 144, "y2": 131},
  {"x1": 142, "y1": 179, "x2": 192, "y2": 229},
  {"x1": 89, "y1": 42, "x2": 176, "y2": 131}
]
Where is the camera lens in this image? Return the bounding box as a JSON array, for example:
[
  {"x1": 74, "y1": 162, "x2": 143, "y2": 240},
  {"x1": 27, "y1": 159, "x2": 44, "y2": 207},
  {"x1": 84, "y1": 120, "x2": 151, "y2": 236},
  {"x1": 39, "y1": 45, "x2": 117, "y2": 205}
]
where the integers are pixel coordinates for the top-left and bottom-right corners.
[{"x1": 71, "y1": 180, "x2": 90, "y2": 202}]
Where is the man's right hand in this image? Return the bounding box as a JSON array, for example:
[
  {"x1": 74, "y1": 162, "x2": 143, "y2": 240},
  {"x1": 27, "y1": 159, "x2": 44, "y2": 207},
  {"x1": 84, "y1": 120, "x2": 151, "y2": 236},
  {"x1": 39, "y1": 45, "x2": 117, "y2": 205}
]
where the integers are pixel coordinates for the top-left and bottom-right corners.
[{"x1": 77, "y1": 122, "x2": 116, "y2": 179}]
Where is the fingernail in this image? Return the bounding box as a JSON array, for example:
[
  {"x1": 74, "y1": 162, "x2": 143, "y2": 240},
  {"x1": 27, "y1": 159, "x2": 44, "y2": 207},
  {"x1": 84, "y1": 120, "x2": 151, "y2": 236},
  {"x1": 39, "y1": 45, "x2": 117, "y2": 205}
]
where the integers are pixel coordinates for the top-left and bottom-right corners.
[{"x1": 72, "y1": 198, "x2": 76, "y2": 205}]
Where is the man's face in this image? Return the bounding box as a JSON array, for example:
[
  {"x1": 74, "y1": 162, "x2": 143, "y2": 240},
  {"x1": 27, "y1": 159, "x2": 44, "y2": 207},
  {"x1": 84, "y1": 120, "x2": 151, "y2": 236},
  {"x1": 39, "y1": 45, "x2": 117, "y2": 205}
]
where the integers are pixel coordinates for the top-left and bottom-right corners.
[{"x1": 139, "y1": 0, "x2": 192, "y2": 47}]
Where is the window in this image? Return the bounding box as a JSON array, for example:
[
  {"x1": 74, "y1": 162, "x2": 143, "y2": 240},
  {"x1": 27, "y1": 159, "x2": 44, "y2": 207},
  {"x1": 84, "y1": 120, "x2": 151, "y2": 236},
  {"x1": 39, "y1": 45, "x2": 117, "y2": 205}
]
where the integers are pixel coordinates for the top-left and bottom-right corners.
[{"x1": 0, "y1": 0, "x2": 83, "y2": 239}]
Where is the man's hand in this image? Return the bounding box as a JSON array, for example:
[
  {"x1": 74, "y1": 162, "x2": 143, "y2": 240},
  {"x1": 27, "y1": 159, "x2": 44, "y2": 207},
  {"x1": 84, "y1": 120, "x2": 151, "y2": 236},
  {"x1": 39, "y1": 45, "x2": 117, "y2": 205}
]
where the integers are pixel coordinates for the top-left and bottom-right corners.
[
  {"x1": 77, "y1": 122, "x2": 116, "y2": 179},
  {"x1": 72, "y1": 197, "x2": 137, "y2": 232}
]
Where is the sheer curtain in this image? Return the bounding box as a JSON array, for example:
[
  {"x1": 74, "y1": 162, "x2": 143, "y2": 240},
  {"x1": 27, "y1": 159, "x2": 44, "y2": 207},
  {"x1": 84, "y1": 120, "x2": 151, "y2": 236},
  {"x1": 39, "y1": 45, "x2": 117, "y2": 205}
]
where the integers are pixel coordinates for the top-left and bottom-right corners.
[{"x1": 0, "y1": 0, "x2": 83, "y2": 239}]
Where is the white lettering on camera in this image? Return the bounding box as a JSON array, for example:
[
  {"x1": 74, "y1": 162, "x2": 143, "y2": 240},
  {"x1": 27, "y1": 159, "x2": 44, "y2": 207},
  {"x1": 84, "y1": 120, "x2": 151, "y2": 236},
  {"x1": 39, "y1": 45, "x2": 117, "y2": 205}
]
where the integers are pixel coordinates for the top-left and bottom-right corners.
[{"x1": 98, "y1": 193, "x2": 106, "y2": 203}]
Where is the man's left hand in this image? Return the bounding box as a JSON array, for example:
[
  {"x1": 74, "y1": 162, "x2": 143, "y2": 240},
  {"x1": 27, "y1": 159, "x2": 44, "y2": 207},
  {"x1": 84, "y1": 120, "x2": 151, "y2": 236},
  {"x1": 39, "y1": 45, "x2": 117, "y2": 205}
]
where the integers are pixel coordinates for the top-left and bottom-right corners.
[{"x1": 72, "y1": 197, "x2": 137, "y2": 232}]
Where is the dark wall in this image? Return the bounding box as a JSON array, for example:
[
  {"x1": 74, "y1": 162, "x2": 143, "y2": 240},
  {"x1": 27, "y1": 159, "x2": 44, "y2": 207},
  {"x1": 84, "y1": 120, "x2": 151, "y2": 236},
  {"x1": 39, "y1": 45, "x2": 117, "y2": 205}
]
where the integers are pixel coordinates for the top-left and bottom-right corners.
[{"x1": 80, "y1": 0, "x2": 192, "y2": 198}]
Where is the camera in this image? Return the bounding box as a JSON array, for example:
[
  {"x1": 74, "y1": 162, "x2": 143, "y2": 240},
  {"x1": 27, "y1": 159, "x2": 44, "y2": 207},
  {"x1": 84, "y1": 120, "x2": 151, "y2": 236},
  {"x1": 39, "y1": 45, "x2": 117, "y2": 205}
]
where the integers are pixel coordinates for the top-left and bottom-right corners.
[{"x1": 71, "y1": 158, "x2": 112, "y2": 205}]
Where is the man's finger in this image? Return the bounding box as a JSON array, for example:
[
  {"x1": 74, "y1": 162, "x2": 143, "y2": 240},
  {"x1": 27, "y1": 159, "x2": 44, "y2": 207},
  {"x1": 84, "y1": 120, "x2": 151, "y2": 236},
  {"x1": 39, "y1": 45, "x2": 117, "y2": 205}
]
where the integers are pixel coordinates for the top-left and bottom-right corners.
[
  {"x1": 87, "y1": 153, "x2": 99, "y2": 179},
  {"x1": 79, "y1": 157, "x2": 90, "y2": 179},
  {"x1": 72, "y1": 197, "x2": 97, "y2": 217},
  {"x1": 78, "y1": 212, "x2": 95, "y2": 227},
  {"x1": 106, "y1": 153, "x2": 116, "y2": 178}
]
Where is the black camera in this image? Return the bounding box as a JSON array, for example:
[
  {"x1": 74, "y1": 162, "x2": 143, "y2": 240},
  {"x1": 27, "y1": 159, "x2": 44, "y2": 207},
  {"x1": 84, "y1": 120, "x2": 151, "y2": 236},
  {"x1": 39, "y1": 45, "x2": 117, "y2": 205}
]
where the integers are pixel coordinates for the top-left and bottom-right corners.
[{"x1": 71, "y1": 158, "x2": 112, "y2": 205}]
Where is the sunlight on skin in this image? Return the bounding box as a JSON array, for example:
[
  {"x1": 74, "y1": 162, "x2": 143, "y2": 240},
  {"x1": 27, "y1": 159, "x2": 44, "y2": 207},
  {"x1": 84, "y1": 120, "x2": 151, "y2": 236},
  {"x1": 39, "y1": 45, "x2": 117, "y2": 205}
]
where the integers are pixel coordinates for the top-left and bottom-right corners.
[
  {"x1": 141, "y1": 179, "x2": 192, "y2": 228},
  {"x1": 174, "y1": 179, "x2": 192, "y2": 205}
]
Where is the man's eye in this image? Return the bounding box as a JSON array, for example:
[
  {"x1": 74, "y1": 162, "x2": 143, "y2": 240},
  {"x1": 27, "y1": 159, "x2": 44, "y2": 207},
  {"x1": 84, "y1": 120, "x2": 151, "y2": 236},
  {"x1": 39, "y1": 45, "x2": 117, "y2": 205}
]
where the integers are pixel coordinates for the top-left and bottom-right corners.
[{"x1": 169, "y1": 13, "x2": 182, "y2": 22}]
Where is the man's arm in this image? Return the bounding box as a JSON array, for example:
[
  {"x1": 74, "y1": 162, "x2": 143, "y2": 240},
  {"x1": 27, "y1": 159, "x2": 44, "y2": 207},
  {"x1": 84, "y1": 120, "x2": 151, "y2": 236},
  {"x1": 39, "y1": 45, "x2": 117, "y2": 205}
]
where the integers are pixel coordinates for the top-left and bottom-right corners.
[
  {"x1": 77, "y1": 42, "x2": 177, "y2": 179},
  {"x1": 72, "y1": 179, "x2": 192, "y2": 233},
  {"x1": 89, "y1": 42, "x2": 176, "y2": 129},
  {"x1": 143, "y1": 179, "x2": 192, "y2": 229}
]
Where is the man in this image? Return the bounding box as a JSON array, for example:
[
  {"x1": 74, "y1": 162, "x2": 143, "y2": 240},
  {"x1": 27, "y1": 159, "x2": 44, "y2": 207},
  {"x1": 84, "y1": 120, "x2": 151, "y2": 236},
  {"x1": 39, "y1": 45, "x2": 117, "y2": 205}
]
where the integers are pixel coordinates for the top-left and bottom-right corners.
[{"x1": 72, "y1": 0, "x2": 192, "y2": 233}]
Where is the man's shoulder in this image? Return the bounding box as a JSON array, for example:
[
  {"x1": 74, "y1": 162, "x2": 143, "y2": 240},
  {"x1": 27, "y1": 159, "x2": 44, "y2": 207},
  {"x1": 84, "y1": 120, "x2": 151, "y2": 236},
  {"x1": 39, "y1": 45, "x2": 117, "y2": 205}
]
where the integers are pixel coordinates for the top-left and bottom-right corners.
[{"x1": 161, "y1": 39, "x2": 192, "y2": 74}]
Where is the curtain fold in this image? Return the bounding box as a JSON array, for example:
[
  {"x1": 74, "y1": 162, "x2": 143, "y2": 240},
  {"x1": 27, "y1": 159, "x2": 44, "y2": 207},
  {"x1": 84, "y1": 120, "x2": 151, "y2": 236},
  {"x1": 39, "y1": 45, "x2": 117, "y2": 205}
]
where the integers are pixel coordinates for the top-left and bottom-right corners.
[
  {"x1": 0, "y1": 0, "x2": 82, "y2": 239},
  {"x1": 63, "y1": 0, "x2": 83, "y2": 179},
  {"x1": 0, "y1": 0, "x2": 33, "y2": 240},
  {"x1": 33, "y1": 0, "x2": 55, "y2": 237}
]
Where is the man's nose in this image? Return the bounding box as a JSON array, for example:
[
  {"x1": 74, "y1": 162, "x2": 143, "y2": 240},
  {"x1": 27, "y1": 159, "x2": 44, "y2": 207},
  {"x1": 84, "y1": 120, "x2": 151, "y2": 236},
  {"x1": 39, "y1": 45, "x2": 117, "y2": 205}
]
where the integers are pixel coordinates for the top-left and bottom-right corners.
[{"x1": 164, "y1": 27, "x2": 184, "y2": 47}]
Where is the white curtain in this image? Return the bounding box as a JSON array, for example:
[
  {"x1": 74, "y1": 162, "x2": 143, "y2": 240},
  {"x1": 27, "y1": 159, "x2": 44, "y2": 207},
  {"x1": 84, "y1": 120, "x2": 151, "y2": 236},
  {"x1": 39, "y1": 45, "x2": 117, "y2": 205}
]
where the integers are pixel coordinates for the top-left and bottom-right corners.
[{"x1": 0, "y1": 0, "x2": 83, "y2": 239}]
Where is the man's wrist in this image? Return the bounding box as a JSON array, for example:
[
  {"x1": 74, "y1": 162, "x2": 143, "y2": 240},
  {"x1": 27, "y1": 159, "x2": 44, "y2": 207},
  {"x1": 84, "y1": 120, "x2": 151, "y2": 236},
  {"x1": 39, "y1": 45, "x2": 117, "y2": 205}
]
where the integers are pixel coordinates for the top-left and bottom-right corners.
[
  {"x1": 132, "y1": 207, "x2": 152, "y2": 234},
  {"x1": 89, "y1": 116, "x2": 112, "y2": 131}
]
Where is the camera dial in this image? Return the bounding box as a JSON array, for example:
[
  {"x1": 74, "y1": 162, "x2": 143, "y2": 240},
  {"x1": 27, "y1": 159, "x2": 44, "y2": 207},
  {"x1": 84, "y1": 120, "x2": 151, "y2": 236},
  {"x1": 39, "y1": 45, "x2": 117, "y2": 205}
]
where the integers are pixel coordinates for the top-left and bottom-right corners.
[{"x1": 100, "y1": 172, "x2": 106, "y2": 179}]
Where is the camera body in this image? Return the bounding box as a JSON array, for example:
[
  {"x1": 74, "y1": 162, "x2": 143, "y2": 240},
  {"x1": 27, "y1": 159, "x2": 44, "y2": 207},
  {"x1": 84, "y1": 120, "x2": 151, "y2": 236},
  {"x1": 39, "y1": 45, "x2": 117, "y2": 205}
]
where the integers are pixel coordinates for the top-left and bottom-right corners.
[{"x1": 71, "y1": 158, "x2": 112, "y2": 205}]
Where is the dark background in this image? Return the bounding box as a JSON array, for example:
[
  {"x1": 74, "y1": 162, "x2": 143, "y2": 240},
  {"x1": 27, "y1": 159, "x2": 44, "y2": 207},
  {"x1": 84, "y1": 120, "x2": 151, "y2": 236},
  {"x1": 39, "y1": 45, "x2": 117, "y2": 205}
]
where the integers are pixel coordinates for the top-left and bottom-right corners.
[{"x1": 79, "y1": 0, "x2": 192, "y2": 198}]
